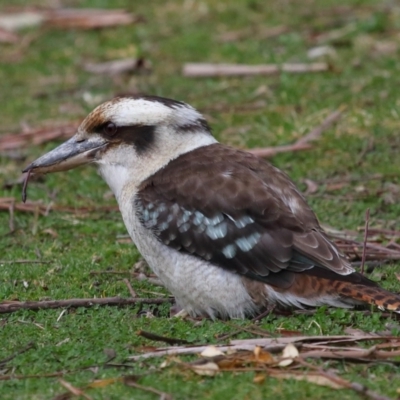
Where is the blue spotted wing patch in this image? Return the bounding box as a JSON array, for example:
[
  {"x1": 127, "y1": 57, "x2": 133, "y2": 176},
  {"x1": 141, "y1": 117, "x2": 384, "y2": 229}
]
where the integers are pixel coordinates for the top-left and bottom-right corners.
[{"x1": 135, "y1": 143, "x2": 352, "y2": 288}]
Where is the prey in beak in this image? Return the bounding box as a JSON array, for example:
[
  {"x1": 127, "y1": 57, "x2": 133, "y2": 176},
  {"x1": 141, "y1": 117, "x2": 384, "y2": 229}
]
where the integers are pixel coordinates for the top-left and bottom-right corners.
[{"x1": 22, "y1": 134, "x2": 107, "y2": 202}]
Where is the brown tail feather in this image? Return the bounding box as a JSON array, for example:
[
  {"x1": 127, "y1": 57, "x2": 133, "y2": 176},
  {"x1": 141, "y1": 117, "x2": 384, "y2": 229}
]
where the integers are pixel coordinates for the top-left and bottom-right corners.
[
  {"x1": 335, "y1": 281, "x2": 400, "y2": 313},
  {"x1": 271, "y1": 273, "x2": 400, "y2": 313}
]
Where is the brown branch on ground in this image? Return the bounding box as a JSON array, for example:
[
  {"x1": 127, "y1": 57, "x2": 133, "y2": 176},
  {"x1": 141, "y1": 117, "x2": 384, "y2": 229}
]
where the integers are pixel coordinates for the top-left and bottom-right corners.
[
  {"x1": 8, "y1": 200, "x2": 15, "y2": 232},
  {"x1": 248, "y1": 106, "x2": 345, "y2": 158},
  {"x1": 128, "y1": 334, "x2": 399, "y2": 399},
  {"x1": 183, "y1": 62, "x2": 329, "y2": 77},
  {"x1": 137, "y1": 330, "x2": 191, "y2": 346},
  {"x1": 360, "y1": 208, "x2": 370, "y2": 275},
  {"x1": 0, "y1": 341, "x2": 36, "y2": 366},
  {"x1": 0, "y1": 197, "x2": 119, "y2": 216},
  {"x1": 0, "y1": 297, "x2": 174, "y2": 314},
  {"x1": 0, "y1": 371, "x2": 67, "y2": 381},
  {"x1": 0, "y1": 259, "x2": 50, "y2": 264},
  {"x1": 295, "y1": 358, "x2": 392, "y2": 400},
  {"x1": 57, "y1": 378, "x2": 93, "y2": 400},
  {"x1": 0, "y1": 122, "x2": 79, "y2": 151},
  {"x1": 123, "y1": 376, "x2": 172, "y2": 400},
  {"x1": 123, "y1": 278, "x2": 137, "y2": 298}
]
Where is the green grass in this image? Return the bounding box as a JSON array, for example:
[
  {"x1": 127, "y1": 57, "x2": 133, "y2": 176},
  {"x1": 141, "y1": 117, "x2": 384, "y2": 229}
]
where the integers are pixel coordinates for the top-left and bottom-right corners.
[{"x1": 1, "y1": 0, "x2": 400, "y2": 398}]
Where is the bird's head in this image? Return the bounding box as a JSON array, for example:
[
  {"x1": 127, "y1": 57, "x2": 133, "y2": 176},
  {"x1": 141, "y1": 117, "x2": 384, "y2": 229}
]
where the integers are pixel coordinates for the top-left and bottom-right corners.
[{"x1": 23, "y1": 96, "x2": 217, "y2": 197}]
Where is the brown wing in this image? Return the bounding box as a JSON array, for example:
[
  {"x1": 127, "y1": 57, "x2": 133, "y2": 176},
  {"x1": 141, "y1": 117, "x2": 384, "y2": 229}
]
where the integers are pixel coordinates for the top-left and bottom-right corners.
[{"x1": 136, "y1": 143, "x2": 353, "y2": 289}]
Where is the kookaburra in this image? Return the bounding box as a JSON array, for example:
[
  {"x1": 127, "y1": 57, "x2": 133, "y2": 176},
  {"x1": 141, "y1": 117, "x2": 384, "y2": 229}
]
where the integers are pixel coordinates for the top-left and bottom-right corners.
[{"x1": 23, "y1": 96, "x2": 400, "y2": 319}]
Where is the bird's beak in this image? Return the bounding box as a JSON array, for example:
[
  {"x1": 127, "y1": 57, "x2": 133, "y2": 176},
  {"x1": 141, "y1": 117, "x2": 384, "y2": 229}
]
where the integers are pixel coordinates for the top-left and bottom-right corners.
[{"x1": 22, "y1": 135, "x2": 107, "y2": 175}]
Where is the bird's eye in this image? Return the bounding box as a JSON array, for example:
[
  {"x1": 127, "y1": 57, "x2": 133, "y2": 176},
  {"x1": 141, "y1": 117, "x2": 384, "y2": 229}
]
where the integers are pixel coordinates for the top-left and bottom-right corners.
[{"x1": 103, "y1": 122, "x2": 117, "y2": 137}]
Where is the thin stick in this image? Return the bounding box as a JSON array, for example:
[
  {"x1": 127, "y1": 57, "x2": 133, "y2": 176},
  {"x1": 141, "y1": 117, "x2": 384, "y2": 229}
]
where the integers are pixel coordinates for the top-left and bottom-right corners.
[
  {"x1": 22, "y1": 169, "x2": 31, "y2": 203},
  {"x1": 123, "y1": 278, "x2": 137, "y2": 298},
  {"x1": 183, "y1": 62, "x2": 328, "y2": 77},
  {"x1": 0, "y1": 371, "x2": 66, "y2": 381},
  {"x1": 137, "y1": 330, "x2": 190, "y2": 345},
  {"x1": 296, "y1": 358, "x2": 391, "y2": 400},
  {"x1": 0, "y1": 260, "x2": 50, "y2": 264},
  {"x1": 128, "y1": 335, "x2": 387, "y2": 361},
  {"x1": 296, "y1": 106, "x2": 346, "y2": 145},
  {"x1": 8, "y1": 200, "x2": 15, "y2": 232},
  {"x1": 248, "y1": 143, "x2": 312, "y2": 158},
  {"x1": 58, "y1": 378, "x2": 93, "y2": 400},
  {"x1": 360, "y1": 208, "x2": 370, "y2": 275},
  {"x1": 0, "y1": 297, "x2": 174, "y2": 314},
  {"x1": 0, "y1": 342, "x2": 36, "y2": 365},
  {"x1": 249, "y1": 106, "x2": 345, "y2": 158},
  {"x1": 123, "y1": 377, "x2": 172, "y2": 400}
]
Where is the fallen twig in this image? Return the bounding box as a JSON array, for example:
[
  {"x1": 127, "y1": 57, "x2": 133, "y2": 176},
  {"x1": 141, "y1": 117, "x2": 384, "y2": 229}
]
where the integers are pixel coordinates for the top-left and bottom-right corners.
[
  {"x1": 296, "y1": 358, "x2": 391, "y2": 400},
  {"x1": 123, "y1": 376, "x2": 172, "y2": 400},
  {"x1": 83, "y1": 58, "x2": 149, "y2": 76},
  {"x1": 0, "y1": 341, "x2": 35, "y2": 366},
  {"x1": 8, "y1": 200, "x2": 15, "y2": 232},
  {"x1": 360, "y1": 208, "x2": 370, "y2": 275},
  {"x1": 129, "y1": 334, "x2": 388, "y2": 361},
  {"x1": 45, "y1": 8, "x2": 139, "y2": 30},
  {"x1": 0, "y1": 259, "x2": 50, "y2": 264},
  {"x1": 217, "y1": 25, "x2": 288, "y2": 43},
  {"x1": 248, "y1": 106, "x2": 345, "y2": 158},
  {"x1": 58, "y1": 378, "x2": 93, "y2": 400},
  {"x1": 248, "y1": 142, "x2": 312, "y2": 158},
  {"x1": 183, "y1": 62, "x2": 329, "y2": 77},
  {"x1": 0, "y1": 371, "x2": 67, "y2": 381},
  {"x1": 123, "y1": 278, "x2": 137, "y2": 298},
  {"x1": 0, "y1": 297, "x2": 174, "y2": 314},
  {"x1": 0, "y1": 27, "x2": 19, "y2": 43},
  {"x1": 0, "y1": 122, "x2": 79, "y2": 151},
  {"x1": 0, "y1": 198, "x2": 119, "y2": 215},
  {"x1": 137, "y1": 329, "x2": 190, "y2": 345}
]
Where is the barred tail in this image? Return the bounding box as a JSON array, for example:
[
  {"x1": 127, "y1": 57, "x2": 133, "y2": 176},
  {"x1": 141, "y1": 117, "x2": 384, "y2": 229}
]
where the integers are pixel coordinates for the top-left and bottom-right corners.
[{"x1": 336, "y1": 282, "x2": 400, "y2": 313}]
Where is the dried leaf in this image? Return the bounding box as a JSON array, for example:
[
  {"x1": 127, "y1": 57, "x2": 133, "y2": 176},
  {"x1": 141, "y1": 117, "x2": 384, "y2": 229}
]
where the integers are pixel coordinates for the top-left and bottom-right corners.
[
  {"x1": 191, "y1": 362, "x2": 219, "y2": 376},
  {"x1": 253, "y1": 346, "x2": 275, "y2": 363},
  {"x1": 160, "y1": 359, "x2": 170, "y2": 368},
  {"x1": 216, "y1": 357, "x2": 245, "y2": 370},
  {"x1": 201, "y1": 345, "x2": 225, "y2": 358},
  {"x1": 278, "y1": 343, "x2": 299, "y2": 367},
  {"x1": 303, "y1": 179, "x2": 319, "y2": 195},
  {"x1": 253, "y1": 374, "x2": 266, "y2": 384},
  {"x1": 87, "y1": 377, "x2": 121, "y2": 388}
]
